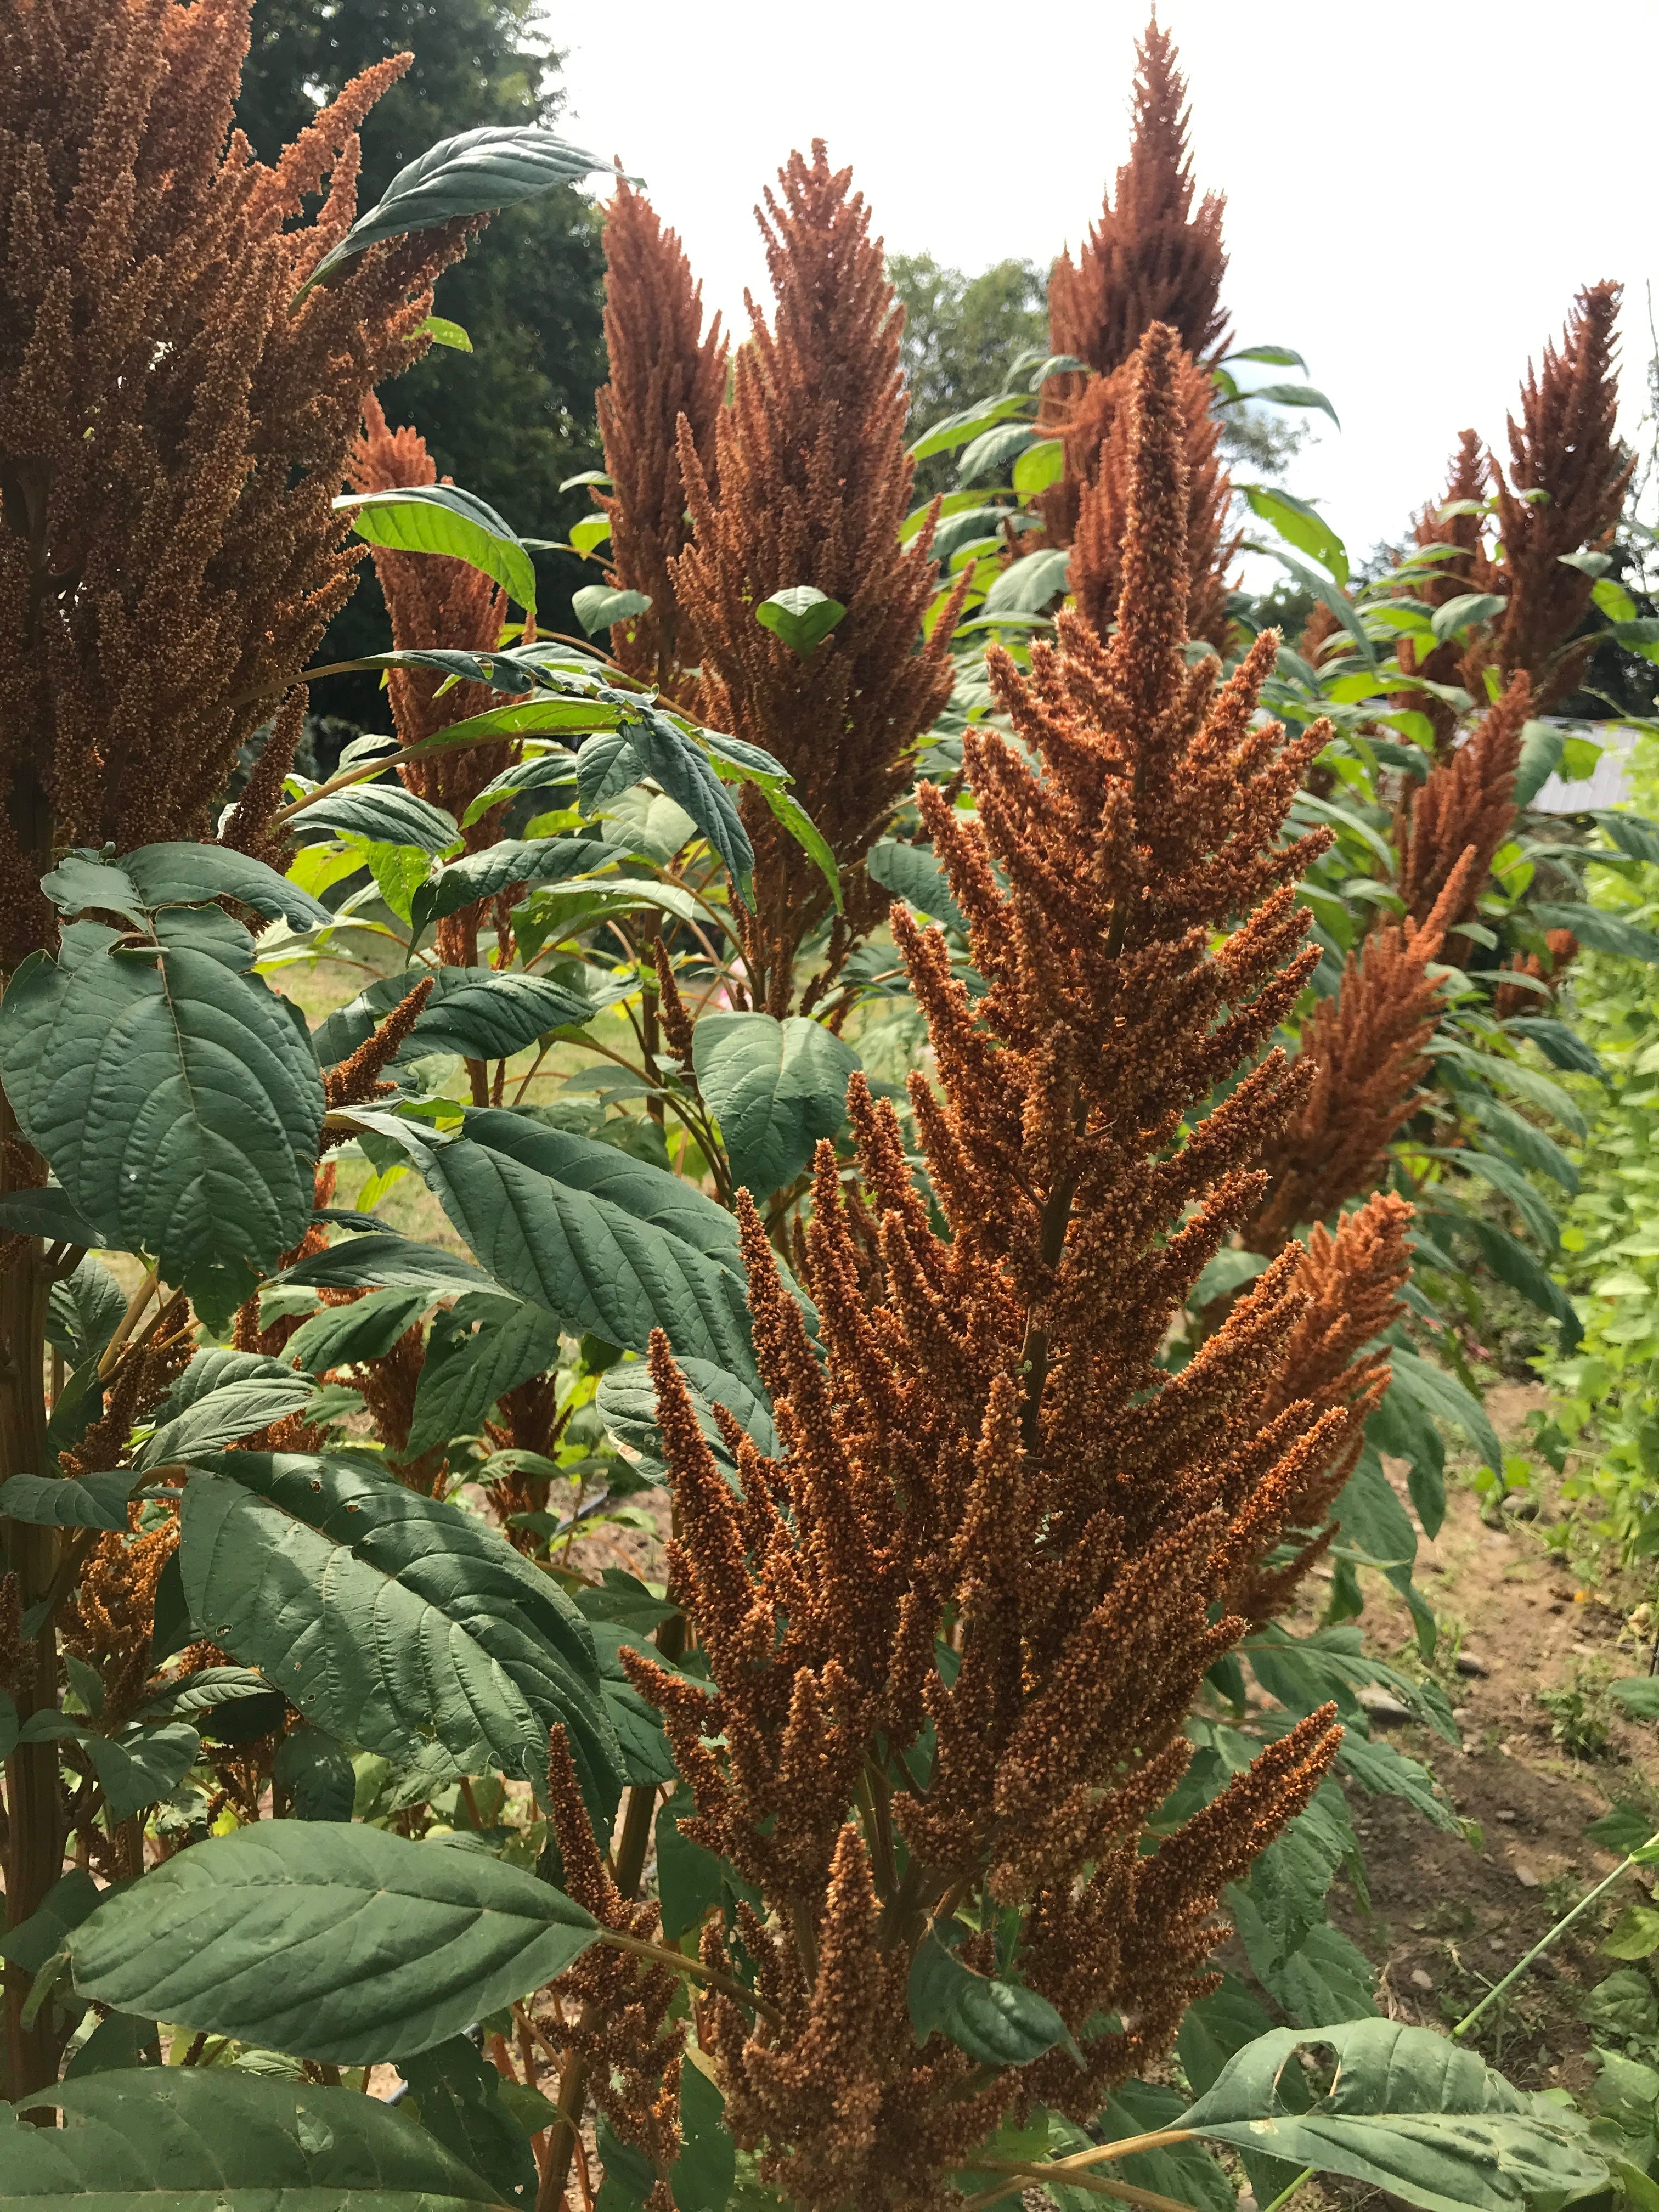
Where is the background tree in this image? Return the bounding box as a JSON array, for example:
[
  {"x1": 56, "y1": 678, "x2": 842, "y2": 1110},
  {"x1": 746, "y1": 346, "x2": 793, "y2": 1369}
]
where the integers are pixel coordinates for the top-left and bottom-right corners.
[
  {"x1": 236, "y1": 0, "x2": 608, "y2": 724},
  {"x1": 887, "y1": 252, "x2": 1048, "y2": 494}
]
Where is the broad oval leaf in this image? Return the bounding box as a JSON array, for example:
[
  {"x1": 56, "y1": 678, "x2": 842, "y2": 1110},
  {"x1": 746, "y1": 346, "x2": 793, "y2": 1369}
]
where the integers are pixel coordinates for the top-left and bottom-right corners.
[
  {"x1": 420, "y1": 1108, "x2": 764, "y2": 1384},
  {"x1": 308, "y1": 123, "x2": 613, "y2": 289},
  {"x1": 573, "y1": 583, "x2": 652, "y2": 636},
  {"x1": 596, "y1": 1353, "x2": 778, "y2": 1481},
  {"x1": 314, "y1": 966, "x2": 592, "y2": 1069},
  {"x1": 68, "y1": 1822, "x2": 600, "y2": 2061},
  {"x1": 908, "y1": 1924, "x2": 1077, "y2": 2067},
  {"x1": 335, "y1": 485, "x2": 537, "y2": 613},
  {"x1": 1177, "y1": 2018, "x2": 1607, "y2": 2212},
  {"x1": 43, "y1": 843, "x2": 333, "y2": 933},
  {"x1": 692, "y1": 1012, "x2": 860, "y2": 1199},
  {"x1": 1430, "y1": 590, "x2": 1508, "y2": 645},
  {"x1": 272, "y1": 1724, "x2": 358, "y2": 1822},
  {"x1": 958, "y1": 420, "x2": 1038, "y2": 485},
  {"x1": 867, "y1": 839, "x2": 969, "y2": 934},
  {"x1": 0, "y1": 929, "x2": 323, "y2": 1297},
  {"x1": 0, "y1": 1471, "x2": 134, "y2": 1532},
  {"x1": 136, "y1": 1347, "x2": 316, "y2": 1469},
  {"x1": 754, "y1": 585, "x2": 847, "y2": 659},
  {"x1": 980, "y1": 546, "x2": 1070, "y2": 619},
  {"x1": 178, "y1": 1450, "x2": 623, "y2": 1810},
  {"x1": 2, "y1": 2066, "x2": 504, "y2": 2205},
  {"x1": 409, "y1": 836, "x2": 620, "y2": 937},
  {"x1": 290, "y1": 780, "x2": 460, "y2": 856},
  {"x1": 278, "y1": 1229, "x2": 501, "y2": 1300}
]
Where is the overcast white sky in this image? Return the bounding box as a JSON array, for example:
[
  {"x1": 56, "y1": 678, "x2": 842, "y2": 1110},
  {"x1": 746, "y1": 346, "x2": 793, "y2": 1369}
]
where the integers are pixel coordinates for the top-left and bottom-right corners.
[{"x1": 557, "y1": 0, "x2": 1659, "y2": 562}]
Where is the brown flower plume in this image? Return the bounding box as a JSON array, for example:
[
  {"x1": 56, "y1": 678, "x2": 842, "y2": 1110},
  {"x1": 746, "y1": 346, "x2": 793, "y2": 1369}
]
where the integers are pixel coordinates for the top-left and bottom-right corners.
[
  {"x1": 595, "y1": 182, "x2": 727, "y2": 697},
  {"x1": 1054, "y1": 339, "x2": 1238, "y2": 650},
  {"x1": 1395, "y1": 672, "x2": 1531, "y2": 928},
  {"x1": 1248, "y1": 850, "x2": 1476, "y2": 1249},
  {"x1": 1487, "y1": 281, "x2": 1632, "y2": 710},
  {"x1": 1392, "y1": 431, "x2": 1501, "y2": 758},
  {"x1": 620, "y1": 326, "x2": 1390, "y2": 2212},
  {"x1": 0, "y1": 0, "x2": 478, "y2": 964},
  {"x1": 672, "y1": 142, "x2": 967, "y2": 1015},
  {"x1": 1232, "y1": 1191, "x2": 1413, "y2": 1621},
  {"x1": 346, "y1": 398, "x2": 515, "y2": 965},
  {"x1": 1047, "y1": 18, "x2": 1229, "y2": 379}
]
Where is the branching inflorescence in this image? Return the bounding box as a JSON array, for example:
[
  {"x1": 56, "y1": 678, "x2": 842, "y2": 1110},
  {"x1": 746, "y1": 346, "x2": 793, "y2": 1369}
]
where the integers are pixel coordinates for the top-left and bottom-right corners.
[
  {"x1": 595, "y1": 181, "x2": 727, "y2": 700},
  {"x1": 671, "y1": 142, "x2": 967, "y2": 1014},
  {"x1": 0, "y1": 0, "x2": 476, "y2": 962},
  {"x1": 616, "y1": 325, "x2": 1404, "y2": 2212}
]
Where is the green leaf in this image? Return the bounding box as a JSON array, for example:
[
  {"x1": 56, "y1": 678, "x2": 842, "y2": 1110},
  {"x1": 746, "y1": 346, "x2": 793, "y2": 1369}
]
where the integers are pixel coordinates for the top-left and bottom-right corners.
[
  {"x1": 314, "y1": 966, "x2": 591, "y2": 1069},
  {"x1": 0, "y1": 1184, "x2": 114, "y2": 1248},
  {"x1": 1442, "y1": 1148, "x2": 1560, "y2": 1252},
  {"x1": 137, "y1": 1347, "x2": 317, "y2": 1468},
  {"x1": 401, "y1": 2034, "x2": 538, "y2": 2208},
  {"x1": 1243, "y1": 484, "x2": 1348, "y2": 588},
  {"x1": 280, "y1": 1228, "x2": 500, "y2": 1300},
  {"x1": 69, "y1": 1824, "x2": 600, "y2": 2062},
  {"x1": 1237, "y1": 381, "x2": 1340, "y2": 427},
  {"x1": 655, "y1": 1787, "x2": 729, "y2": 1942},
  {"x1": 1464, "y1": 1094, "x2": 1578, "y2": 1193},
  {"x1": 1430, "y1": 591, "x2": 1508, "y2": 644},
  {"x1": 1225, "y1": 345, "x2": 1310, "y2": 371},
  {"x1": 1257, "y1": 545, "x2": 1375, "y2": 668},
  {"x1": 1062, "y1": 2087, "x2": 1235, "y2": 2212},
  {"x1": 1592, "y1": 809, "x2": 1659, "y2": 864},
  {"x1": 335, "y1": 483, "x2": 538, "y2": 612},
  {"x1": 61, "y1": 2008, "x2": 157, "y2": 2078},
  {"x1": 272, "y1": 1725, "x2": 357, "y2": 1822},
  {"x1": 1177, "y1": 2018, "x2": 1607, "y2": 2212},
  {"x1": 179, "y1": 1449, "x2": 623, "y2": 1808},
  {"x1": 306, "y1": 121, "x2": 612, "y2": 286},
  {"x1": 291, "y1": 781, "x2": 460, "y2": 857},
  {"x1": 866, "y1": 838, "x2": 969, "y2": 934},
  {"x1": 573, "y1": 584, "x2": 652, "y2": 636},
  {"x1": 596, "y1": 1354, "x2": 777, "y2": 1482},
  {"x1": 406, "y1": 1294, "x2": 561, "y2": 1458},
  {"x1": 569, "y1": 514, "x2": 611, "y2": 560},
  {"x1": 0, "y1": 2066, "x2": 504, "y2": 2204},
  {"x1": 959, "y1": 420, "x2": 1038, "y2": 485},
  {"x1": 0, "y1": 1471, "x2": 134, "y2": 1532},
  {"x1": 620, "y1": 712, "x2": 755, "y2": 905},
  {"x1": 908, "y1": 1923, "x2": 1077, "y2": 2067},
  {"x1": 1604, "y1": 1903, "x2": 1659, "y2": 1960},
  {"x1": 420, "y1": 313, "x2": 472, "y2": 352},
  {"x1": 1011, "y1": 437, "x2": 1065, "y2": 498},
  {"x1": 83, "y1": 1722, "x2": 201, "y2": 1822},
  {"x1": 908, "y1": 393, "x2": 1031, "y2": 464},
  {"x1": 44, "y1": 843, "x2": 334, "y2": 934},
  {"x1": 419, "y1": 1108, "x2": 764, "y2": 1384},
  {"x1": 692, "y1": 1013, "x2": 861, "y2": 1200},
  {"x1": 1530, "y1": 900, "x2": 1659, "y2": 964},
  {"x1": 980, "y1": 547, "x2": 1069, "y2": 619},
  {"x1": 1513, "y1": 721, "x2": 1566, "y2": 806},
  {"x1": 1445, "y1": 1212, "x2": 1581, "y2": 1350},
  {"x1": 673, "y1": 2062, "x2": 735, "y2": 2212},
  {"x1": 0, "y1": 923, "x2": 323, "y2": 1303},
  {"x1": 139, "y1": 1666, "x2": 273, "y2": 1722},
  {"x1": 1611, "y1": 1678, "x2": 1659, "y2": 1721},
  {"x1": 0, "y1": 1869, "x2": 103, "y2": 1973},
  {"x1": 1500, "y1": 1015, "x2": 1604, "y2": 1081},
  {"x1": 409, "y1": 835, "x2": 620, "y2": 938},
  {"x1": 1388, "y1": 1348, "x2": 1503, "y2": 1484},
  {"x1": 754, "y1": 585, "x2": 848, "y2": 659},
  {"x1": 285, "y1": 1287, "x2": 431, "y2": 1375}
]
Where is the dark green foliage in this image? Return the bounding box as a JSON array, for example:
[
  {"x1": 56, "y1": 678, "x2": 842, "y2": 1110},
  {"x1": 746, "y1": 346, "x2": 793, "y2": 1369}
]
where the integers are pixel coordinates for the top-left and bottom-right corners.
[{"x1": 235, "y1": 0, "x2": 608, "y2": 721}]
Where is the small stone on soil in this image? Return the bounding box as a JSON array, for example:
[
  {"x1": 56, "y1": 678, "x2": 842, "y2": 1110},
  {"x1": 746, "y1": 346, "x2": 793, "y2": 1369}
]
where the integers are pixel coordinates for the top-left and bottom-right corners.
[
  {"x1": 1454, "y1": 1653, "x2": 1490, "y2": 1677},
  {"x1": 1514, "y1": 1863, "x2": 1542, "y2": 1888},
  {"x1": 1357, "y1": 1689, "x2": 1413, "y2": 1725},
  {"x1": 1410, "y1": 1968, "x2": 1434, "y2": 1991},
  {"x1": 1495, "y1": 1809, "x2": 1517, "y2": 1822}
]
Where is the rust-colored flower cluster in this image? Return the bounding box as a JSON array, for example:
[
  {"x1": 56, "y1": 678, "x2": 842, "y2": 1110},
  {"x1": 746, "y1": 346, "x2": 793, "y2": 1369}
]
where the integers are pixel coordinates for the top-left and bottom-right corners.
[
  {"x1": 1392, "y1": 286, "x2": 1630, "y2": 729},
  {"x1": 1488, "y1": 281, "x2": 1632, "y2": 710},
  {"x1": 1233, "y1": 1193, "x2": 1413, "y2": 1621},
  {"x1": 346, "y1": 401, "x2": 515, "y2": 965},
  {"x1": 618, "y1": 328, "x2": 1402, "y2": 2212},
  {"x1": 1494, "y1": 928, "x2": 1578, "y2": 1022},
  {"x1": 1060, "y1": 340, "x2": 1237, "y2": 651},
  {"x1": 1248, "y1": 851, "x2": 1476, "y2": 1249},
  {"x1": 0, "y1": 0, "x2": 476, "y2": 964},
  {"x1": 671, "y1": 142, "x2": 966, "y2": 1013},
  {"x1": 1047, "y1": 19, "x2": 1229, "y2": 379},
  {"x1": 1395, "y1": 673, "x2": 1531, "y2": 929},
  {"x1": 595, "y1": 183, "x2": 727, "y2": 698}
]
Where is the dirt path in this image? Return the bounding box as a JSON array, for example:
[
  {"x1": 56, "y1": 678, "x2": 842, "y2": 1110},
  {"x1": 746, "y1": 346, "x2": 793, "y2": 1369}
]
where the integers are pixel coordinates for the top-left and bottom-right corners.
[{"x1": 1327, "y1": 1383, "x2": 1659, "y2": 2094}]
